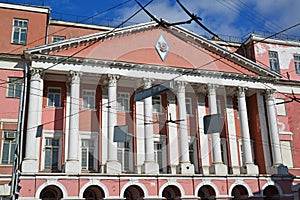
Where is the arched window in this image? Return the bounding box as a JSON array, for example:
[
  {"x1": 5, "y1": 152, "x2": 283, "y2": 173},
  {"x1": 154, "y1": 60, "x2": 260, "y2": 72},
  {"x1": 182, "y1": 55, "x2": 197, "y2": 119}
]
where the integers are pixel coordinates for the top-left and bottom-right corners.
[
  {"x1": 263, "y1": 185, "x2": 280, "y2": 200},
  {"x1": 162, "y1": 185, "x2": 181, "y2": 200},
  {"x1": 124, "y1": 185, "x2": 144, "y2": 200},
  {"x1": 83, "y1": 186, "x2": 105, "y2": 200},
  {"x1": 198, "y1": 185, "x2": 216, "y2": 200},
  {"x1": 40, "y1": 186, "x2": 63, "y2": 200},
  {"x1": 231, "y1": 185, "x2": 249, "y2": 200}
]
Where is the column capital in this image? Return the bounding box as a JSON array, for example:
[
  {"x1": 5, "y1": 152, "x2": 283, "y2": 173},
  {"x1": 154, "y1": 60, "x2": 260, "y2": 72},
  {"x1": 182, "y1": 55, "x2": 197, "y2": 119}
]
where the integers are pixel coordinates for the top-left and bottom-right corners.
[
  {"x1": 142, "y1": 78, "x2": 153, "y2": 89},
  {"x1": 30, "y1": 68, "x2": 43, "y2": 81},
  {"x1": 107, "y1": 74, "x2": 119, "y2": 87},
  {"x1": 69, "y1": 70, "x2": 82, "y2": 84},
  {"x1": 265, "y1": 89, "x2": 276, "y2": 100},
  {"x1": 237, "y1": 87, "x2": 248, "y2": 98},
  {"x1": 175, "y1": 81, "x2": 187, "y2": 93},
  {"x1": 207, "y1": 84, "x2": 218, "y2": 95}
]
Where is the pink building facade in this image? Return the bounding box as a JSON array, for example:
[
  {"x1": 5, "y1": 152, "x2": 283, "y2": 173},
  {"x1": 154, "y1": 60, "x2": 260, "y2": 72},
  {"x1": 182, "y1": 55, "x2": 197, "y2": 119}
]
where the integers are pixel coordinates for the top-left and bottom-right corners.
[{"x1": 0, "y1": 2, "x2": 300, "y2": 200}]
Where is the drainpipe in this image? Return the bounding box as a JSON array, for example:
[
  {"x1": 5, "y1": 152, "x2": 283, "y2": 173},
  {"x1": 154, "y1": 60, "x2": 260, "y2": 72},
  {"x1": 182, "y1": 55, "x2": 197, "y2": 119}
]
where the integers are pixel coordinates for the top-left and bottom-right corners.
[{"x1": 10, "y1": 56, "x2": 29, "y2": 200}]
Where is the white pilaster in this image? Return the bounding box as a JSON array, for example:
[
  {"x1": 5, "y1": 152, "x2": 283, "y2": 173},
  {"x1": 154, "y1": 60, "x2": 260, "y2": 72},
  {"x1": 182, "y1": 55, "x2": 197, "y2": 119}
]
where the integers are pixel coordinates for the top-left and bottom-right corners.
[
  {"x1": 106, "y1": 74, "x2": 121, "y2": 174},
  {"x1": 142, "y1": 78, "x2": 159, "y2": 174},
  {"x1": 197, "y1": 93, "x2": 210, "y2": 175},
  {"x1": 22, "y1": 68, "x2": 43, "y2": 173},
  {"x1": 168, "y1": 95, "x2": 179, "y2": 174},
  {"x1": 135, "y1": 100, "x2": 145, "y2": 174},
  {"x1": 176, "y1": 81, "x2": 194, "y2": 175},
  {"x1": 101, "y1": 93, "x2": 108, "y2": 173},
  {"x1": 237, "y1": 87, "x2": 258, "y2": 175},
  {"x1": 225, "y1": 96, "x2": 240, "y2": 175},
  {"x1": 65, "y1": 71, "x2": 81, "y2": 173},
  {"x1": 265, "y1": 90, "x2": 288, "y2": 175},
  {"x1": 207, "y1": 84, "x2": 227, "y2": 175}
]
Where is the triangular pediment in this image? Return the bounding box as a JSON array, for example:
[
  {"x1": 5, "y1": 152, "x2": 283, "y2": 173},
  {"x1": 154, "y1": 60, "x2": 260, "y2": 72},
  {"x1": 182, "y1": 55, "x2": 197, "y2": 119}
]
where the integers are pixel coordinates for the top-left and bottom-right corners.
[{"x1": 25, "y1": 21, "x2": 279, "y2": 78}]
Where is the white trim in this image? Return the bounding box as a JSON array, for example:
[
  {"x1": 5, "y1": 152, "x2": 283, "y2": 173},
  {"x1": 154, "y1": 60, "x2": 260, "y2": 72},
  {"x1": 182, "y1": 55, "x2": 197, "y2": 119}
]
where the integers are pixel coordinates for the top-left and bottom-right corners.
[
  {"x1": 79, "y1": 180, "x2": 109, "y2": 198},
  {"x1": 0, "y1": 2, "x2": 50, "y2": 13},
  {"x1": 120, "y1": 181, "x2": 149, "y2": 198},
  {"x1": 50, "y1": 19, "x2": 113, "y2": 31},
  {"x1": 228, "y1": 180, "x2": 253, "y2": 197},
  {"x1": 159, "y1": 180, "x2": 185, "y2": 198},
  {"x1": 35, "y1": 180, "x2": 68, "y2": 199}
]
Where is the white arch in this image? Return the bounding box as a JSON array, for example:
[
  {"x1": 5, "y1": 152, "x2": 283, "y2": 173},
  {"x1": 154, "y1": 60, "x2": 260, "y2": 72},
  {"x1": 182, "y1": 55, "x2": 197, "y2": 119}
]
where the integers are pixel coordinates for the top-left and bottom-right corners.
[
  {"x1": 194, "y1": 181, "x2": 220, "y2": 198},
  {"x1": 228, "y1": 181, "x2": 253, "y2": 197},
  {"x1": 79, "y1": 180, "x2": 109, "y2": 198},
  {"x1": 159, "y1": 181, "x2": 185, "y2": 198},
  {"x1": 120, "y1": 181, "x2": 148, "y2": 197},
  {"x1": 261, "y1": 181, "x2": 283, "y2": 196},
  {"x1": 35, "y1": 180, "x2": 68, "y2": 199}
]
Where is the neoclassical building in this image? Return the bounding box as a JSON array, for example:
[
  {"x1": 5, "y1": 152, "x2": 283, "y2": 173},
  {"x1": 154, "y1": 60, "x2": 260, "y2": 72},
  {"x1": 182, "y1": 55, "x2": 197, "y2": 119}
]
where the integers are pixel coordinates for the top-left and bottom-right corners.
[{"x1": 13, "y1": 21, "x2": 299, "y2": 199}]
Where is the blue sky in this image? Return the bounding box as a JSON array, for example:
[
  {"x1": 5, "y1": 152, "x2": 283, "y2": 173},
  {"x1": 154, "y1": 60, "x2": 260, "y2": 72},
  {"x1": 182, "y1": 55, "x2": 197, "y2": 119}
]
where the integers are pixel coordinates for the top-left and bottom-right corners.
[{"x1": 3, "y1": 0, "x2": 300, "y2": 40}]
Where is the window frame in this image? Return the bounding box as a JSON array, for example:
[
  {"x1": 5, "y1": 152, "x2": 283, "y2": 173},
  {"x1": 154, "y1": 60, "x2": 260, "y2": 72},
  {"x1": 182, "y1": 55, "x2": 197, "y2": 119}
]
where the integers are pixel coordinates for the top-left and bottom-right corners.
[
  {"x1": 117, "y1": 135, "x2": 133, "y2": 172},
  {"x1": 152, "y1": 95, "x2": 162, "y2": 113},
  {"x1": 79, "y1": 132, "x2": 98, "y2": 172},
  {"x1": 12, "y1": 18, "x2": 28, "y2": 45},
  {"x1": 52, "y1": 35, "x2": 66, "y2": 43},
  {"x1": 117, "y1": 92, "x2": 130, "y2": 112},
  {"x1": 185, "y1": 97, "x2": 192, "y2": 115},
  {"x1": 81, "y1": 139, "x2": 96, "y2": 171},
  {"x1": 1, "y1": 131, "x2": 16, "y2": 165},
  {"x1": 268, "y1": 51, "x2": 280, "y2": 73},
  {"x1": 7, "y1": 77, "x2": 23, "y2": 98},
  {"x1": 82, "y1": 90, "x2": 95, "y2": 110},
  {"x1": 44, "y1": 138, "x2": 60, "y2": 170},
  {"x1": 47, "y1": 87, "x2": 61, "y2": 107},
  {"x1": 294, "y1": 54, "x2": 300, "y2": 74},
  {"x1": 153, "y1": 135, "x2": 167, "y2": 173}
]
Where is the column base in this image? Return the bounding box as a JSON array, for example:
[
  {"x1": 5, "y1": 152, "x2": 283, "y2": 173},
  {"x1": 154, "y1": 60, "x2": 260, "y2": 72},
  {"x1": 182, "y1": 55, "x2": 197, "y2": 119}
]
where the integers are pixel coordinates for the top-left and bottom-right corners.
[
  {"x1": 142, "y1": 161, "x2": 159, "y2": 174},
  {"x1": 65, "y1": 160, "x2": 80, "y2": 173},
  {"x1": 201, "y1": 166, "x2": 210, "y2": 175},
  {"x1": 106, "y1": 160, "x2": 122, "y2": 174},
  {"x1": 177, "y1": 162, "x2": 194, "y2": 175},
  {"x1": 135, "y1": 165, "x2": 142, "y2": 174},
  {"x1": 209, "y1": 163, "x2": 227, "y2": 175},
  {"x1": 240, "y1": 163, "x2": 259, "y2": 175},
  {"x1": 22, "y1": 159, "x2": 38, "y2": 173},
  {"x1": 170, "y1": 165, "x2": 177, "y2": 175},
  {"x1": 230, "y1": 166, "x2": 241, "y2": 175},
  {"x1": 268, "y1": 164, "x2": 288, "y2": 175}
]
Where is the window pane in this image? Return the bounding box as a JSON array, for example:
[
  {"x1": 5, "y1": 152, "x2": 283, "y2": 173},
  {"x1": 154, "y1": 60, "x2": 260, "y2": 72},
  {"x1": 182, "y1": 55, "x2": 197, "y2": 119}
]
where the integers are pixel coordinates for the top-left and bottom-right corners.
[
  {"x1": 10, "y1": 143, "x2": 16, "y2": 164},
  {"x1": 88, "y1": 149, "x2": 94, "y2": 170},
  {"x1": 54, "y1": 94, "x2": 60, "y2": 107},
  {"x1": 52, "y1": 149, "x2": 58, "y2": 170},
  {"x1": 16, "y1": 84, "x2": 22, "y2": 98},
  {"x1": 81, "y1": 149, "x2": 87, "y2": 169},
  {"x1": 83, "y1": 97, "x2": 88, "y2": 108},
  {"x1": 45, "y1": 149, "x2": 51, "y2": 169},
  {"x1": 8, "y1": 84, "x2": 14, "y2": 97},
  {"x1": 2, "y1": 143, "x2": 9, "y2": 164}
]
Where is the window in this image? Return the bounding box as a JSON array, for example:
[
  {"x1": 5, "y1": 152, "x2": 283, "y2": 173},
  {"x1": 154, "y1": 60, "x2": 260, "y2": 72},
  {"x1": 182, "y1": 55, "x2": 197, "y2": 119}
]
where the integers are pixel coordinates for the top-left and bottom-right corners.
[
  {"x1": 268, "y1": 51, "x2": 280, "y2": 73},
  {"x1": 7, "y1": 78, "x2": 22, "y2": 98},
  {"x1": 220, "y1": 138, "x2": 228, "y2": 165},
  {"x1": 154, "y1": 142, "x2": 163, "y2": 172},
  {"x1": 47, "y1": 88, "x2": 61, "y2": 107},
  {"x1": 82, "y1": 90, "x2": 95, "y2": 110},
  {"x1": 186, "y1": 98, "x2": 192, "y2": 115},
  {"x1": 1, "y1": 131, "x2": 16, "y2": 165},
  {"x1": 152, "y1": 95, "x2": 162, "y2": 113},
  {"x1": 81, "y1": 140, "x2": 95, "y2": 171},
  {"x1": 117, "y1": 93, "x2": 130, "y2": 111},
  {"x1": 294, "y1": 54, "x2": 300, "y2": 74},
  {"x1": 52, "y1": 36, "x2": 66, "y2": 43},
  {"x1": 44, "y1": 138, "x2": 59, "y2": 170},
  {"x1": 189, "y1": 143, "x2": 195, "y2": 165},
  {"x1": 12, "y1": 19, "x2": 28, "y2": 45},
  {"x1": 117, "y1": 142, "x2": 130, "y2": 171}
]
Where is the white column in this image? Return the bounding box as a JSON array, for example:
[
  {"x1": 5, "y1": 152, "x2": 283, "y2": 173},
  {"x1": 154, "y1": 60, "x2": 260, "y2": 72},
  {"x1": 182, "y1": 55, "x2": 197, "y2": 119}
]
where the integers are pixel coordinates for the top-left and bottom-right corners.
[
  {"x1": 265, "y1": 89, "x2": 288, "y2": 175},
  {"x1": 106, "y1": 74, "x2": 121, "y2": 174},
  {"x1": 64, "y1": 84, "x2": 71, "y2": 163},
  {"x1": 22, "y1": 68, "x2": 43, "y2": 173},
  {"x1": 237, "y1": 87, "x2": 258, "y2": 175},
  {"x1": 207, "y1": 84, "x2": 227, "y2": 175},
  {"x1": 135, "y1": 100, "x2": 145, "y2": 174},
  {"x1": 65, "y1": 71, "x2": 81, "y2": 173},
  {"x1": 142, "y1": 78, "x2": 159, "y2": 174},
  {"x1": 168, "y1": 94, "x2": 179, "y2": 174},
  {"x1": 101, "y1": 93, "x2": 108, "y2": 173},
  {"x1": 225, "y1": 95, "x2": 240, "y2": 175},
  {"x1": 176, "y1": 81, "x2": 194, "y2": 175},
  {"x1": 197, "y1": 93, "x2": 210, "y2": 175}
]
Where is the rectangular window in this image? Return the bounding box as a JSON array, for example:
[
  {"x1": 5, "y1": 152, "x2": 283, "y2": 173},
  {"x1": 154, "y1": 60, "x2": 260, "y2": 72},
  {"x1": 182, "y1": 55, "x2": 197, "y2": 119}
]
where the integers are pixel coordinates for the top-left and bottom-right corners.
[
  {"x1": 44, "y1": 138, "x2": 59, "y2": 170},
  {"x1": 52, "y1": 36, "x2": 66, "y2": 43},
  {"x1": 268, "y1": 51, "x2": 280, "y2": 73},
  {"x1": 81, "y1": 140, "x2": 95, "y2": 171},
  {"x1": 117, "y1": 93, "x2": 130, "y2": 111},
  {"x1": 117, "y1": 142, "x2": 130, "y2": 171},
  {"x1": 189, "y1": 142, "x2": 195, "y2": 165},
  {"x1": 7, "y1": 78, "x2": 23, "y2": 98},
  {"x1": 154, "y1": 142, "x2": 163, "y2": 172},
  {"x1": 47, "y1": 88, "x2": 61, "y2": 107},
  {"x1": 186, "y1": 98, "x2": 192, "y2": 115},
  {"x1": 82, "y1": 90, "x2": 95, "y2": 110},
  {"x1": 12, "y1": 19, "x2": 28, "y2": 45},
  {"x1": 152, "y1": 95, "x2": 162, "y2": 113},
  {"x1": 294, "y1": 54, "x2": 300, "y2": 74},
  {"x1": 1, "y1": 131, "x2": 16, "y2": 165}
]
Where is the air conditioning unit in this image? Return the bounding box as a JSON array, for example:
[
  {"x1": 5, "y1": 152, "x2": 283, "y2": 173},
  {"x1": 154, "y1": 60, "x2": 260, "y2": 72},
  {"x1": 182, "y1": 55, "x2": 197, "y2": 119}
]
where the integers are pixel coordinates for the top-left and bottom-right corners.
[{"x1": 5, "y1": 131, "x2": 16, "y2": 139}]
